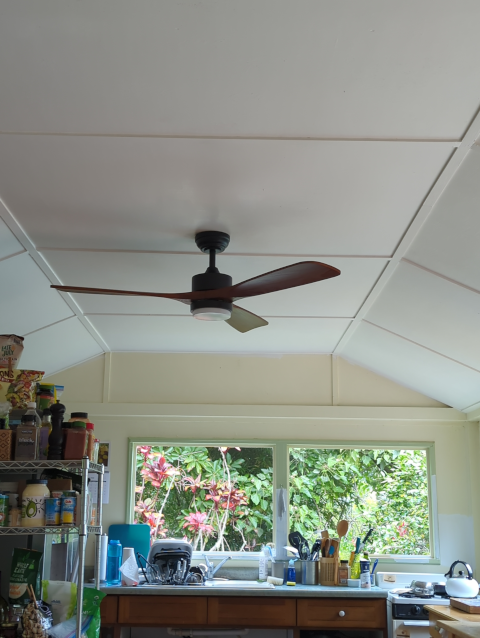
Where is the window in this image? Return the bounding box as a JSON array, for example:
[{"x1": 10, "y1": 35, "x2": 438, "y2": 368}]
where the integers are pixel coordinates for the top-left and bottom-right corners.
[
  {"x1": 289, "y1": 447, "x2": 431, "y2": 557},
  {"x1": 128, "y1": 440, "x2": 434, "y2": 560},
  {"x1": 133, "y1": 445, "x2": 273, "y2": 551}
]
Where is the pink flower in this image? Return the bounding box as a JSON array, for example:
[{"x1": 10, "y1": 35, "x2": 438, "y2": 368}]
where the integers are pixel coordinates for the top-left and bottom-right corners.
[{"x1": 183, "y1": 512, "x2": 215, "y2": 535}]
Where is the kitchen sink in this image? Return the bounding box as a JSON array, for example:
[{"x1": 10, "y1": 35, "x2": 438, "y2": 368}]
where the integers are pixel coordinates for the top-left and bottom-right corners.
[{"x1": 204, "y1": 579, "x2": 275, "y2": 589}]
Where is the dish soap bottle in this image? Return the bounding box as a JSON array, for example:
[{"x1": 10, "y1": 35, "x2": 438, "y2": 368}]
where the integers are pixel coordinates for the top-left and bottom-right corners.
[{"x1": 287, "y1": 559, "x2": 296, "y2": 586}]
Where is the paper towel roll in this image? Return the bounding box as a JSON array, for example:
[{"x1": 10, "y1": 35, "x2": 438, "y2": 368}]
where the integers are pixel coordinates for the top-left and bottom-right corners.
[
  {"x1": 122, "y1": 547, "x2": 135, "y2": 563},
  {"x1": 99, "y1": 534, "x2": 108, "y2": 582},
  {"x1": 121, "y1": 547, "x2": 139, "y2": 586}
]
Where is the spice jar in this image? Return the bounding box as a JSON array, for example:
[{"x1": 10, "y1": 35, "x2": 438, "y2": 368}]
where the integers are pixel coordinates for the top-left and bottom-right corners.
[{"x1": 64, "y1": 422, "x2": 87, "y2": 460}]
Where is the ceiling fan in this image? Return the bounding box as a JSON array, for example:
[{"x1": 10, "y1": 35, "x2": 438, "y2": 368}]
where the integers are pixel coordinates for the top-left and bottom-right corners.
[{"x1": 51, "y1": 231, "x2": 341, "y2": 333}]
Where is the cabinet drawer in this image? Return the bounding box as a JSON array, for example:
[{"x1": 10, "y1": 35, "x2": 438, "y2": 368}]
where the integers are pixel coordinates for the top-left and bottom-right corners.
[
  {"x1": 100, "y1": 596, "x2": 118, "y2": 624},
  {"x1": 208, "y1": 597, "x2": 296, "y2": 627},
  {"x1": 297, "y1": 598, "x2": 386, "y2": 629},
  {"x1": 118, "y1": 596, "x2": 208, "y2": 625}
]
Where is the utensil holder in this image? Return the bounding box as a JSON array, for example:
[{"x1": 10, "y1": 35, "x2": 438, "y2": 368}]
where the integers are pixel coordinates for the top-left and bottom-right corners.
[
  {"x1": 320, "y1": 557, "x2": 338, "y2": 586},
  {"x1": 302, "y1": 560, "x2": 319, "y2": 585}
]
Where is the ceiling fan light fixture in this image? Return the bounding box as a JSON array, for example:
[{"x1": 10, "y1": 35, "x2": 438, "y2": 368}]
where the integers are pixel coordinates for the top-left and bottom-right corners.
[{"x1": 192, "y1": 307, "x2": 232, "y2": 321}]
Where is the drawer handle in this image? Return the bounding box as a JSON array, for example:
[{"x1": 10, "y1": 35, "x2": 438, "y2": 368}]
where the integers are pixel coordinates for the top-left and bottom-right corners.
[{"x1": 338, "y1": 611, "x2": 346, "y2": 617}]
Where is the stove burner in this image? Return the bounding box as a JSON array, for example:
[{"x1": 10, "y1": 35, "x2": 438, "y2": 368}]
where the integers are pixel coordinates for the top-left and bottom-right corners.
[{"x1": 398, "y1": 592, "x2": 434, "y2": 599}]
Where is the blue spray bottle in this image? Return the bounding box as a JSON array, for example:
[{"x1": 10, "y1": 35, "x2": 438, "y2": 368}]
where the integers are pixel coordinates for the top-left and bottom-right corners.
[{"x1": 287, "y1": 559, "x2": 296, "y2": 586}]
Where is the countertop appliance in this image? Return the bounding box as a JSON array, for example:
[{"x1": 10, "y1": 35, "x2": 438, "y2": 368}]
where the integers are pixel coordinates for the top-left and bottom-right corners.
[{"x1": 377, "y1": 572, "x2": 449, "y2": 638}]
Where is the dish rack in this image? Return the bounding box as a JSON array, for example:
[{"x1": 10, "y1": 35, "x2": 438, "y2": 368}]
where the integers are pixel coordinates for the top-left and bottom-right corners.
[{"x1": 142, "y1": 539, "x2": 199, "y2": 585}]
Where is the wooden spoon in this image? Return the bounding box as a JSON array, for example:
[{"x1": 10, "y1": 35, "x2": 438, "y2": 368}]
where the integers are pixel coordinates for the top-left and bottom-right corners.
[
  {"x1": 337, "y1": 519, "x2": 349, "y2": 540},
  {"x1": 336, "y1": 519, "x2": 349, "y2": 557}
]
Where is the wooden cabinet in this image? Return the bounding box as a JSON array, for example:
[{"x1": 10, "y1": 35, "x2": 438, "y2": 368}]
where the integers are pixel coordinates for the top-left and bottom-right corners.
[
  {"x1": 118, "y1": 595, "x2": 208, "y2": 626},
  {"x1": 297, "y1": 597, "x2": 386, "y2": 629},
  {"x1": 208, "y1": 597, "x2": 296, "y2": 627},
  {"x1": 425, "y1": 605, "x2": 480, "y2": 638},
  {"x1": 100, "y1": 596, "x2": 118, "y2": 624}
]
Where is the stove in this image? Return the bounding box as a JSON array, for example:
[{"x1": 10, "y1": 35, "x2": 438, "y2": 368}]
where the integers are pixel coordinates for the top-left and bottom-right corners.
[{"x1": 377, "y1": 573, "x2": 450, "y2": 638}]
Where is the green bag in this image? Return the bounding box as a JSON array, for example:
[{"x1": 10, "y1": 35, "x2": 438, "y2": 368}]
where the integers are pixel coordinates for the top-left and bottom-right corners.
[{"x1": 9, "y1": 548, "x2": 43, "y2": 606}]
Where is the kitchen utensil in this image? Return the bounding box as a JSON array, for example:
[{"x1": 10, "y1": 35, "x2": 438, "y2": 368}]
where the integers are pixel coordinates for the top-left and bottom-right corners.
[
  {"x1": 362, "y1": 527, "x2": 374, "y2": 546},
  {"x1": 323, "y1": 538, "x2": 331, "y2": 557},
  {"x1": 310, "y1": 539, "x2": 321, "y2": 559},
  {"x1": 355, "y1": 537, "x2": 361, "y2": 553},
  {"x1": 108, "y1": 524, "x2": 150, "y2": 568},
  {"x1": 336, "y1": 520, "x2": 349, "y2": 541},
  {"x1": 444, "y1": 561, "x2": 479, "y2": 598},
  {"x1": 299, "y1": 540, "x2": 310, "y2": 560},
  {"x1": 330, "y1": 538, "x2": 339, "y2": 557},
  {"x1": 434, "y1": 583, "x2": 446, "y2": 596},
  {"x1": 328, "y1": 545, "x2": 335, "y2": 556},
  {"x1": 289, "y1": 531, "x2": 307, "y2": 551},
  {"x1": 371, "y1": 558, "x2": 379, "y2": 575},
  {"x1": 320, "y1": 529, "x2": 329, "y2": 539},
  {"x1": 284, "y1": 545, "x2": 299, "y2": 557}
]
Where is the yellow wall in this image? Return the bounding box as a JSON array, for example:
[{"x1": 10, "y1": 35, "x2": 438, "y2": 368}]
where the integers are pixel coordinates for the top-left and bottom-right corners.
[{"x1": 46, "y1": 353, "x2": 480, "y2": 575}]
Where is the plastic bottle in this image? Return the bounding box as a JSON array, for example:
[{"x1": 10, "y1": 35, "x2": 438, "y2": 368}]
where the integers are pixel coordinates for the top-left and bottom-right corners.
[
  {"x1": 259, "y1": 545, "x2": 270, "y2": 581},
  {"x1": 287, "y1": 559, "x2": 296, "y2": 586},
  {"x1": 24, "y1": 402, "x2": 41, "y2": 427},
  {"x1": 22, "y1": 479, "x2": 50, "y2": 527},
  {"x1": 107, "y1": 539, "x2": 122, "y2": 585}
]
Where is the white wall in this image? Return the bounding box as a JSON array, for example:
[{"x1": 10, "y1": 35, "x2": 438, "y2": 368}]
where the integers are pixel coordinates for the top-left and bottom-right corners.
[{"x1": 46, "y1": 353, "x2": 480, "y2": 575}]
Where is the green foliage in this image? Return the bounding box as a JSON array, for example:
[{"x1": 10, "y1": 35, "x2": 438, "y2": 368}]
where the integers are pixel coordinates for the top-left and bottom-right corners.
[
  {"x1": 135, "y1": 444, "x2": 430, "y2": 556},
  {"x1": 289, "y1": 448, "x2": 430, "y2": 556}
]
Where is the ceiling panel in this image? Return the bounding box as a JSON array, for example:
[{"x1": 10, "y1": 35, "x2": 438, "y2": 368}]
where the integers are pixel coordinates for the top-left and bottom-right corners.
[
  {"x1": 0, "y1": 217, "x2": 24, "y2": 261},
  {"x1": 1, "y1": 1, "x2": 480, "y2": 138},
  {"x1": 0, "y1": 253, "x2": 74, "y2": 335},
  {"x1": 341, "y1": 321, "x2": 480, "y2": 411},
  {"x1": 406, "y1": 150, "x2": 480, "y2": 292},
  {"x1": 43, "y1": 250, "x2": 387, "y2": 317},
  {"x1": 20, "y1": 317, "x2": 103, "y2": 375},
  {"x1": 0, "y1": 136, "x2": 452, "y2": 255},
  {"x1": 365, "y1": 260, "x2": 480, "y2": 371},
  {"x1": 87, "y1": 315, "x2": 351, "y2": 354}
]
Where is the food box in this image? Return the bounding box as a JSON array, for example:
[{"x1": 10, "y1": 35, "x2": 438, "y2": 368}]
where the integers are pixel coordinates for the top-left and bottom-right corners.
[{"x1": 0, "y1": 430, "x2": 14, "y2": 461}]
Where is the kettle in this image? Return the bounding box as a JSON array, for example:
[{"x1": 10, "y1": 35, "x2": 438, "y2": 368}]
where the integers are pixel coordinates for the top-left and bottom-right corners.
[{"x1": 444, "y1": 560, "x2": 479, "y2": 598}]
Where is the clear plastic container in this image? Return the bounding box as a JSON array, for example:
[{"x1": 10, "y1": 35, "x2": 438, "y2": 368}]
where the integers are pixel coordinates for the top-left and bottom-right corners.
[
  {"x1": 21, "y1": 479, "x2": 50, "y2": 527},
  {"x1": 86, "y1": 423, "x2": 95, "y2": 460}
]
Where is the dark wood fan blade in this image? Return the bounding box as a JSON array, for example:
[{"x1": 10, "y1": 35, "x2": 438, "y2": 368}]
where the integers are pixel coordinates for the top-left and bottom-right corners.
[
  {"x1": 51, "y1": 284, "x2": 192, "y2": 303},
  {"x1": 228, "y1": 261, "x2": 340, "y2": 300},
  {"x1": 51, "y1": 261, "x2": 339, "y2": 303},
  {"x1": 226, "y1": 305, "x2": 268, "y2": 333}
]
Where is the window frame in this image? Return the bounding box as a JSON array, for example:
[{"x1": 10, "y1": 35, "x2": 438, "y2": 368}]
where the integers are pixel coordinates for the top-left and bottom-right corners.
[{"x1": 127, "y1": 437, "x2": 439, "y2": 564}]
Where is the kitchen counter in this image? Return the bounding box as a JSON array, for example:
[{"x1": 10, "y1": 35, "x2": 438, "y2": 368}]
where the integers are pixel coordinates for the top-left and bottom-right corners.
[{"x1": 101, "y1": 583, "x2": 388, "y2": 598}]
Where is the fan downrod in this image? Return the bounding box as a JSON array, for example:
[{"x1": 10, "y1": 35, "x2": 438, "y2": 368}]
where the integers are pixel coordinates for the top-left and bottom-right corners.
[{"x1": 195, "y1": 231, "x2": 230, "y2": 254}]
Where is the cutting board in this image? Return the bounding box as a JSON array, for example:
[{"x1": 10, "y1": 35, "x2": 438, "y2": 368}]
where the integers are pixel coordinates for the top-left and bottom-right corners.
[
  {"x1": 108, "y1": 524, "x2": 150, "y2": 567},
  {"x1": 451, "y1": 599, "x2": 480, "y2": 614}
]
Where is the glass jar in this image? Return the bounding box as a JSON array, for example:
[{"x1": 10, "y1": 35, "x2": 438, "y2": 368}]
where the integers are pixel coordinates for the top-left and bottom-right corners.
[
  {"x1": 92, "y1": 439, "x2": 100, "y2": 463},
  {"x1": 22, "y1": 479, "x2": 50, "y2": 527}
]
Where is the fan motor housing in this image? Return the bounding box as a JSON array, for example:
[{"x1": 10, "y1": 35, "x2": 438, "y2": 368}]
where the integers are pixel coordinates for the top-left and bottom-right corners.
[{"x1": 190, "y1": 270, "x2": 233, "y2": 314}]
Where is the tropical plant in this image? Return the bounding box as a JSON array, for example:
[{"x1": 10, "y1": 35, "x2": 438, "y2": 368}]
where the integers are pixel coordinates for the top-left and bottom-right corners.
[{"x1": 134, "y1": 445, "x2": 430, "y2": 555}]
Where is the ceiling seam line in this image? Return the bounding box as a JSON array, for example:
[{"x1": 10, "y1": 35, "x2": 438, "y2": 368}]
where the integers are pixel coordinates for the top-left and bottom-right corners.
[
  {"x1": 362, "y1": 319, "x2": 480, "y2": 375},
  {"x1": 37, "y1": 248, "x2": 393, "y2": 259},
  {"x1": 0, "y1": 200, "x2": 110, "y2": 352},
  {"x1": 332, "y1": 104, "x2": 480, "y2": 355},
  {"x1": 22, "y1": 314, "x2": 76, "y2": 337},
  {"x1": 0, "y1": 131, "x2": 461, "y2": 144},
  {"x1": 84, "y1": 313, "x2": 355, "y2": 319},
  {"x1": 400, "y1": 258, "x2": 480, "y2": 296},
  {"x1": 0, "y1": 249, "x2": 27, "y2": 263}
]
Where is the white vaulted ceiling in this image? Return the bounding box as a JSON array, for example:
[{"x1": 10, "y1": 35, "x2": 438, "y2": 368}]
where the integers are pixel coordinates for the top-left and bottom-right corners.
[{"x1": 1, "y1": 1, "x2": 480, "y2": 413}]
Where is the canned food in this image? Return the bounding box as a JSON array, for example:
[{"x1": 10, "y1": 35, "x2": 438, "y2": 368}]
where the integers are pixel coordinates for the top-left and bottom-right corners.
[
  {"x1": 45, "y1": 498, "x2": 61, "y2": 526},
  {"x1": 51, "y1": 491, "x2": 63, "y2": 498},
  {"x1": 0, "y1": 493, "x2": 8, "y2": 527},
  {"x1": 60, "y1": 496, "x2": 76, "y2": 525}
]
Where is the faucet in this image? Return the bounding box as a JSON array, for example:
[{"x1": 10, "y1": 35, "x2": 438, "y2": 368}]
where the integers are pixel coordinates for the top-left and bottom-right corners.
[{"x1": 202, "y1": 554, "x2": 233, "y2": 580}]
